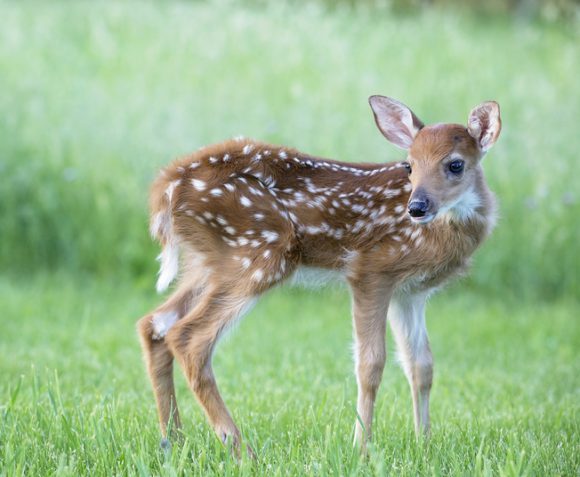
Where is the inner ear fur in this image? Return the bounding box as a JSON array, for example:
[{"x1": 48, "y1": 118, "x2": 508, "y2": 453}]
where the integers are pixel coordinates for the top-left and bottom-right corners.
[
  {"x1": 467, "y1": 101, "x2": 501, "y2": 152},
  {"x1": 369, "y1": 95, "x2": 424, "y2": 150}
]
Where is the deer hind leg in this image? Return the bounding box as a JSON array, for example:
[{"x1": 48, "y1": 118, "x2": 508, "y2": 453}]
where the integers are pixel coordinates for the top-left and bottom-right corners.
[
  {"x1": 388, "y1": 291, "x2": 433, "y2": 437},
  {"x1": 165, "y1": 286, "x2": 257, "y2": 456},
  {"x1": 137, "y1": 282, "x2": 205, "y2": 440}
]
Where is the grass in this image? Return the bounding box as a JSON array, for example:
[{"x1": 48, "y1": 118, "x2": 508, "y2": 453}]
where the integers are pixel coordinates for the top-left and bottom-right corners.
[
  {"x1": 0, "y1": 1, "x2": 578, "y2": 475},
  {"x1": 0, "y1": 274, "x2": 578, "y2": 476}
]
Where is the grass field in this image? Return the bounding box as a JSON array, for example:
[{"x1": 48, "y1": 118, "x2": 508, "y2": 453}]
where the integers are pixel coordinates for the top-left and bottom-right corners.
[
  {"x1": 0, "y1": 275, "x2": 578, "y2": 476},
  {"x1": 0, "y1": 1, "x2": 578, "y2": 475}
]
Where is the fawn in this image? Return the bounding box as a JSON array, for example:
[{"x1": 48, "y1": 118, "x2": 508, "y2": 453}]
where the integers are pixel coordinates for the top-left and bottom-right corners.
[{"x1": 137, "y1": 96, "x2": 501, "y2": 455}]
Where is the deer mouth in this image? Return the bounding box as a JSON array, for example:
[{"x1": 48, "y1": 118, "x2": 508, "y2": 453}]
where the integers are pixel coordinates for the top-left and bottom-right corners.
[{"x1": 409, "y1": 213, "x2": 436, "y2": 225}]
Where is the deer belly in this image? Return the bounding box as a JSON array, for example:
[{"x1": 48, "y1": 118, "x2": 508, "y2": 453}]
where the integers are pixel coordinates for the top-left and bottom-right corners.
[{"x1": 289, "y1": 266, "x2": 345, "y2": 289}]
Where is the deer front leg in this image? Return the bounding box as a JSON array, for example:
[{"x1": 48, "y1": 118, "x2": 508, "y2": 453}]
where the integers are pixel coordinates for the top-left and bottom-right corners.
[
  {"x1": 349, "y1": 274, "x2": 393, "y2": 449},
  {"x1": 388, "y1": 291, "x2": 433, "y2": 437}
]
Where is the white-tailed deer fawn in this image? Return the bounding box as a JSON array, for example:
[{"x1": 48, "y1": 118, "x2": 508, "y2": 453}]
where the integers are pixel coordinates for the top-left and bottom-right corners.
[{"x1": 137, "y1": 96, "x2": 501, "y2": 455}]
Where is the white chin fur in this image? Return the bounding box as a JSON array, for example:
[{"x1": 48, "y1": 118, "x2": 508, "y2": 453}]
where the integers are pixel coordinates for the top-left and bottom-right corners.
[{"x1": 437, "y1": 188, "x2": 482, "y2": 223}]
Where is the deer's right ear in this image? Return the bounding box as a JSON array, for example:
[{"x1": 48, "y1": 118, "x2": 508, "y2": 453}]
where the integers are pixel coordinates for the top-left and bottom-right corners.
[
  {"x1": 467, "y1": 101, "x2": 501, "y2": 153},
  {"x1": 369, "y1": 95, "x2": 424, "y2": 150}
]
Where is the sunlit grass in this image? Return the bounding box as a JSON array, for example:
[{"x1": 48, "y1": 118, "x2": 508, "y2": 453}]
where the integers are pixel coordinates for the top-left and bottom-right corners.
[{"x1": 0, "y1": 274, "x2": 578, "y2": 475}]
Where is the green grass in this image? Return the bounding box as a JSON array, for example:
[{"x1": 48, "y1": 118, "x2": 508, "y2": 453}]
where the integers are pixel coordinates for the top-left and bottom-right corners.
[
  {"x1": 1, "y1": 1, "x2": 578, "y2": 475},
  {"x1": 0, "y1": 0, "x2": 578, "y2": 298},
  {"x1": 0, "y1": 275, "x2": 578, "y2": 475}
]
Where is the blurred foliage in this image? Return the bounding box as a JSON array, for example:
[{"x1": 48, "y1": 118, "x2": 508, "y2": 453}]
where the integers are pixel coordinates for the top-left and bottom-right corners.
[
  {"x1": 322, "y1": 0, "x2": 580, "y2": 23},
  {"x1": 0, "y1": 1, "x2": 578, "y2": 299}
]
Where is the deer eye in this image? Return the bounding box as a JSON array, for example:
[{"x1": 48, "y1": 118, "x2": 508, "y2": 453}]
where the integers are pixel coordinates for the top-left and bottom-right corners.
[
  {"x1": 448, "y1": 160, "x2": 464, "y2": 174},
  {"x1": 403, "y1": 162, "x2": 412, "y2": 174}
]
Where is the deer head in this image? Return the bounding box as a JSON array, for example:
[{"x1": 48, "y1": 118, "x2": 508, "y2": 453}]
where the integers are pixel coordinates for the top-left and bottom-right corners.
[{"x1": 369, "y1": 96, "x2": 501, "y2": 224}]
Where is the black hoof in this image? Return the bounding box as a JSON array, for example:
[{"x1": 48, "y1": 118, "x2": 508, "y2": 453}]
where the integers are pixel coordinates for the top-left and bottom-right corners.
[{"x1": 160, "y1": 438, "x2": 171, "y2": 451}]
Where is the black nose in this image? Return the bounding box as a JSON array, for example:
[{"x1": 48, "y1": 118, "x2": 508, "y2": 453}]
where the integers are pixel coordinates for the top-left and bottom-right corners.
[{"x1": 408, "y1": 198, "x2": 430, "y2": 218}]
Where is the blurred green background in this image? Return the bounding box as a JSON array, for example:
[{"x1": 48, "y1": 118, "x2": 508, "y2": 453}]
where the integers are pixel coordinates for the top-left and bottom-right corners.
[
  {"x1": 0, "y1": 1, "x2": 578, "y2": 475},
  {"x1": 0, "y1": 0, "x2": 578, "y2": 298}
]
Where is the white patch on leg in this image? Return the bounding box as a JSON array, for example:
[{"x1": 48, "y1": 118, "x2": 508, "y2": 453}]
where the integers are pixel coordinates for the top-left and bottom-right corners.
[
  {"x1": 152, "y1": 310, "x2": 179, "y2": 340},
  {"x1": 388, "y1": 290, "x2": 430, "y2": 379}
]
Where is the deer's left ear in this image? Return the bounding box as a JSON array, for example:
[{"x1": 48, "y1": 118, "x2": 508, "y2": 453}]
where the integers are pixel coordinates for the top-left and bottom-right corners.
[{"x1": 467, "y1": 101, "x2": 501, "y2": 153}]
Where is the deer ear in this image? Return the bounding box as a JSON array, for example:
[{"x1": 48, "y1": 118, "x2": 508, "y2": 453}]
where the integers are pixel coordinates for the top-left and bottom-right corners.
[
  {"x1": 369, "y1": 95, "x2": 424, "y2": 150},
  {"x1": 467, "y1": 101, "x2": 501, "y2": 153}
]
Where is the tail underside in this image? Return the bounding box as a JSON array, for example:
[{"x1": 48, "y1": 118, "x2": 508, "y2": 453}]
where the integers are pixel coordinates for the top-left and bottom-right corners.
[{"x1": 150, "y1": 175, "x2": 180, "y2": 293}]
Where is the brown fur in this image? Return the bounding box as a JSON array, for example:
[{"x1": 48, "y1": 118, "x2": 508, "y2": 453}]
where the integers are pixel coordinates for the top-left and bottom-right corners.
[{"x1": 137, "y1": 96, "x2": 501, "y2": 456}]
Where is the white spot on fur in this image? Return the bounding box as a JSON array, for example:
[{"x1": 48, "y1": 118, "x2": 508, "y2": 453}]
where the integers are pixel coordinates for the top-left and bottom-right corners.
[
  {"x1": 164, "y1": 180, "x2": 181, "y2": 202},
  {"x1": 305, "y1": 225, "x2": 322, "y2": 235},
  {"x1": 210, "y1": 188, "x2": 223, "y2": 196},
  {"x1": 191, "y1": 179, "x2": 206, "y2": 191},
  {"x1": 241, "y1": 257, "x2": 251, "y2": 269},
  {"x1": 261, "y1": 231, "x2": 278, "y2": 243},
  {"x1": 240, "y1": 196, "x2": 252, "y2": 207},
  {"x1": 384, "y1": 188, "x2": 401, "y2": 198},
  {"x1": 249, "y1": 187, "x2": 263, "y2": 196},
  {"x1": 242, "y1": 144, "x2": 254, "y2": 155},
  {"x1": 252, "y1": 269, "x2": 264, "y2": 281},
  {"x1": 410, "y1": 228, "x2": 422, "y2": 240}
]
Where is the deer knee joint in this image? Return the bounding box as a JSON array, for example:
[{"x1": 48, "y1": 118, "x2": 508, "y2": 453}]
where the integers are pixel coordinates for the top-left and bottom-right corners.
[
  {"x1": 358, "y1": 355, "x2": 386, "y2": 392},
  {"x1": 415, "y1": 361, "x2": 433, "y2": 392}
]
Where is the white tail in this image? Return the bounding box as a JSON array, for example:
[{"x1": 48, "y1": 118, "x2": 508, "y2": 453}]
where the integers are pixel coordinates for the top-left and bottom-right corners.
[{"x1": 137, "y1": 96, "x2": 501, "y2": 455}]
